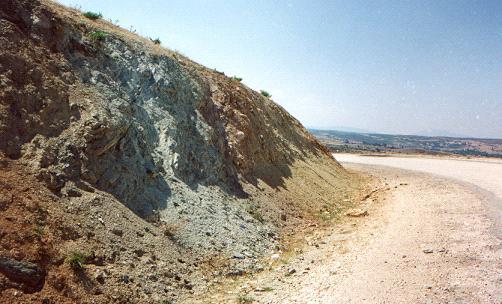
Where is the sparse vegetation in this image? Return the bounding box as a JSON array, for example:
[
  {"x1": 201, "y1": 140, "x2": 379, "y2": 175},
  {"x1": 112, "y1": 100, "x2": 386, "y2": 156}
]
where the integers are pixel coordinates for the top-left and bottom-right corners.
[
  {"x1": 260, "y1": 90, "x2": 271, "y2": 98},
  {"x1": 246, "y1": 205, "x2": 264, "y2": 222},
  {"x1": 232, "y1": 76, "x2": 243, "y2": 82},
  {"x1": 162, "y1": 223, "x2": 179, "y2": 241},
  {"x1": 83, "y1": 11, "x2": 102, "y2": 20},
  {"x1": 262, "y1": 286, "x2": 274, "y2": 292},
  {"x1": 66, "y1": 252, "x2": 87, "y2": 270},
  {"x1": 90, "y1": 31, "x2": 107, "y2": 41},
  {"x1": 213, "y1": 68, "x2": 225, "y2": 75},
  {"x1": 32, "y1": 225, "x2": 44, "y2": 238},
  {"x1": 151, "y1": 38, "x2": 161, "y2": 45},
  {"x1": 172, "y1": 50, "x2": 189, "y2": 61},
  {"x1": 237, "y1": 294, "x2": 256, "y2": 303}
]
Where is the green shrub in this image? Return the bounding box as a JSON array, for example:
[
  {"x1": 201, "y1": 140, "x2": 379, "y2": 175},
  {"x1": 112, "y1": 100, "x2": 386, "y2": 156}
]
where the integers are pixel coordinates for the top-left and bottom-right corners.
[
  {"x1": 232, "y1": 76, "x2": 243, "y2": 82},
  {"x1": 83, "y1": 11, "x2": 102, "y2": 20},
  {"x1": 66, "y1": 252, "x2": 87, "y2": 270},
  {"x1": 90, "y1": 31, "x2": 107, "y2": 41},
  {"x1": 260, "y1": 90, "x2": 271, "y2": 98},
  {"x1": 151, "y1": 38, "x2": 161, "y2": 45}
]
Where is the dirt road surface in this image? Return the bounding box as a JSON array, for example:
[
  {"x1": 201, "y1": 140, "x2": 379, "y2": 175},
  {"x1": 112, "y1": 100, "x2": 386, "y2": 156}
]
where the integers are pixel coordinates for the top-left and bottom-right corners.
[
  {"x1": 203, "y1": 154, "x2": 501, "y2": 303},
  {"x1": 335, "y1": 153, "x2": 502, "y2": 237}
]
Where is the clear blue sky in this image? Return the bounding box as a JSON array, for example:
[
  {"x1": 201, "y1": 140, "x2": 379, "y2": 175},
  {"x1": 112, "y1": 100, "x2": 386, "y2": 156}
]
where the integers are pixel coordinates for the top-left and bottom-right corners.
[{"x1": 57, "y1": 0, "x2": 502, "y2": 138}]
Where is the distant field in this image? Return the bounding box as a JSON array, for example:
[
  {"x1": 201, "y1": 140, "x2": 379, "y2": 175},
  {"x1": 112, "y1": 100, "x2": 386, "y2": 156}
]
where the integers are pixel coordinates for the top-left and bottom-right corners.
[{"x1": 310, "y1": 129, "x2": 502, "y2": 159}]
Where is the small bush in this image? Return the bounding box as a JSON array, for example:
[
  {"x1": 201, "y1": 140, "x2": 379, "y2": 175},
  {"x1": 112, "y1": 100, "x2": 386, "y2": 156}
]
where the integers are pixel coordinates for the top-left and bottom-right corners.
[
  {"x1": 66, "y1": 252, "x2": 87, "y2": 270},
  {"x1": 260, "y1": 90, "x2": 271, "y2": 98},
  {"x1": 90, "y1": 31, "x2": 107, "y2": 41},
  {"x1": 83, "y1": 11, "x2": 102, "y2": 20},
  {"x1": 151, "y1": 38, "x2": 161, "y2": 45},
  {"x1": 232, "y1": 76, "x2": 243, "y2": 82}
]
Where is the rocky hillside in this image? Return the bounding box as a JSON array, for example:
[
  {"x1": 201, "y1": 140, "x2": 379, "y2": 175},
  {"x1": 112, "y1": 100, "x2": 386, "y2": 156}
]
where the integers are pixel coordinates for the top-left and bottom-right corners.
[{"x1": 0, "y1": 1, "x2": 363, "y2": 303}]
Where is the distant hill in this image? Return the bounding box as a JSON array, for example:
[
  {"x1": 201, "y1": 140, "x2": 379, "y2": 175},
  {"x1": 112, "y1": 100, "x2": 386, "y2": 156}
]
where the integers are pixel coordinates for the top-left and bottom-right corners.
[
  {"x1": 309, "y1": 126, "x2": 373, "y2": 134},
  {"x1": 415, "y1": 129, "x2": 468, "y2": 138},
  {"x1": 310, "y1": 129, "x2": 502, "y2": 158}
]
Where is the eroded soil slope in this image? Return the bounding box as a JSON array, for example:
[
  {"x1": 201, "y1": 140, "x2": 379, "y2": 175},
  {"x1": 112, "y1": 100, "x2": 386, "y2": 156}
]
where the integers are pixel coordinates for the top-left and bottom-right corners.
[{"x1": 0, "y1": 0, "x2": 362, "y2": 303}]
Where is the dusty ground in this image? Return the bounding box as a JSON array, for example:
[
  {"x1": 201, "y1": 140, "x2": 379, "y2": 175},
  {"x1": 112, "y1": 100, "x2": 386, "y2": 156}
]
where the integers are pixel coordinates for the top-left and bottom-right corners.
[{"x1": 199, "y1": 155, "x2": 502, "y2": 303}]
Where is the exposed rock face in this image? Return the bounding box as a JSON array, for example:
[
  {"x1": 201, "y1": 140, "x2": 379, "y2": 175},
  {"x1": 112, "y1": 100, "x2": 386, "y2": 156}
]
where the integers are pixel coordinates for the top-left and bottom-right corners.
[
  {"x1": 0, "y1": 0, "x2": 357, "y2": 303},
  {"x1": 1, "y1": 0, "x2": 336, "y2": 210}
]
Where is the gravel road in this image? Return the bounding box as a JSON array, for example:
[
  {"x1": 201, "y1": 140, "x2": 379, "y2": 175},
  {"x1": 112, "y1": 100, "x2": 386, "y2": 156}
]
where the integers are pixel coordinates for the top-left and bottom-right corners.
[
  {"x1": 335, "y1": 153, "x2": 502, "y2": 239},
  {"x1": 205, "y1": 154, "x2": 502, "y2": 303}
]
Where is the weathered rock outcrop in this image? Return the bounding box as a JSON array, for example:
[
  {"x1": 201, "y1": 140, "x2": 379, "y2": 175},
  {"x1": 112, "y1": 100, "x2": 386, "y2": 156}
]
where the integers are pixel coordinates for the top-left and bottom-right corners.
[{"x1": 0, "y1": 0, "x2": 361, "y2": 303}]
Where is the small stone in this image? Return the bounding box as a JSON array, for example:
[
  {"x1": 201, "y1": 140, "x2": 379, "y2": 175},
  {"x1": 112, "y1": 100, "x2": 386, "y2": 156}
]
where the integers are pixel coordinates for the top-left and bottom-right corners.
[
  {"x1": 149, "y1": 274, "x2": 158, "y2": 282},
  {"x1": 119, "y1": 274, "x2": 130, "y2": 283},
  {"x1": 232, "y1": 252, "x2": 246, "y2": 259},
  {"x1": 66, "y1": 187, "x2": 82, "y2": 197},
  {"x1": 111, "y1": 228, "x2": 123, "y2": 237},
  {"x1": 0, "y1": 256, "x2": 46, "y2": 292},
  {"x1": 423, "y1": 249, "x2": 433, "y2": 254},
  {"x1": 235, "y1": 130, "x2": 245, "y2": 142},
  {"x1": 227, "y1": 268, "x2": 245, "y2": 276},
  {"x1": 95, "y1": 271, "x2": 106, "y2": 284},
  {"x1": 345, "y1": 209, "x2": 368, "y2": 217},
  {"x1": 287, "y1": 268, "x2": 296, "y2": 275},
  {"x1": 184, "y1": 282, "x2": 193, "y2": 290},
  {"x1": 134, "y1": 249, "x2": 145, "y2": 257}
]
